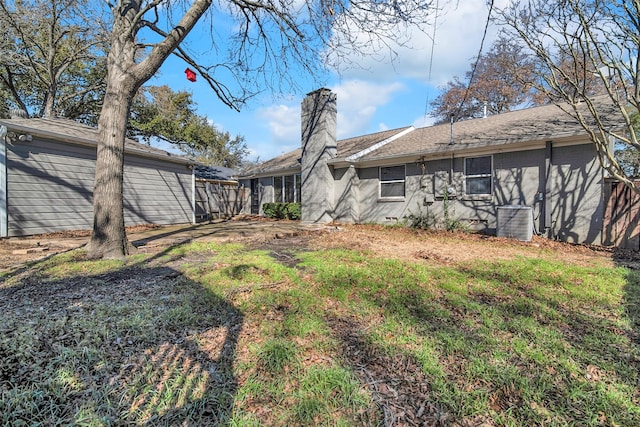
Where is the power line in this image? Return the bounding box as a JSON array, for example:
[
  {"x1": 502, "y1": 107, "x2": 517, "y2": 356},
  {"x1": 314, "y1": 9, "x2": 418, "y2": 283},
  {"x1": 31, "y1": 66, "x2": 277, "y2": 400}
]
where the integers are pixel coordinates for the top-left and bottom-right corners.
[
  {"x1": 422, "y1": 0, "x2": 440, "y2": 123},
  {"x1": 453, "y1": 0, "x2": 495, "y2": 122}
]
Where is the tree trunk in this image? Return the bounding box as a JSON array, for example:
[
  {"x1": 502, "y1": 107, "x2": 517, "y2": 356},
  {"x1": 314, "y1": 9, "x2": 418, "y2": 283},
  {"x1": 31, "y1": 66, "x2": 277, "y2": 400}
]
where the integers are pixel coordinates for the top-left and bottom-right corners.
[
  {"x1": 86, "y1": 74, "x2": 134, "y2": 259},
  {"x1": 86, "y1": 0, "x2": 212, "y2": 259}
]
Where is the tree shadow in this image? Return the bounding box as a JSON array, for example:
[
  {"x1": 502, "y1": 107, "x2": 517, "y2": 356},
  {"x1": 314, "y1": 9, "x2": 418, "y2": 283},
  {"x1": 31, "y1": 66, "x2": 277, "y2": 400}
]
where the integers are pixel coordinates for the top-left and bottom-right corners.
[
  {"x1": 325, "y1": 315, "x2": 449, "y2": 426},
  {"x1": 621, "y1": 263, "x2": 640, "y2": 347},
  {"x1": 323, "y1": 255, "x2": 640, "y2": 425},
  {"x1": 0, "y1": 262, "x2": 243, "y2": 425}
]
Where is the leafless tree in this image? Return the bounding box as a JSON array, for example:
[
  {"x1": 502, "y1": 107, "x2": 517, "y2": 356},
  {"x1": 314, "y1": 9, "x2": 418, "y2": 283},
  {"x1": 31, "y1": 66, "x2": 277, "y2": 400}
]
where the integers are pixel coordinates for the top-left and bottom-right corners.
[
  {"x1": 496, "y1": 0, "x2": 640, "y2": 189},
  {"x1": 87, "y1": 0, "x2": 439, "y2": 259},
  {"x1": 430, "y1": 35, "x2": 540, "y2": 124}
]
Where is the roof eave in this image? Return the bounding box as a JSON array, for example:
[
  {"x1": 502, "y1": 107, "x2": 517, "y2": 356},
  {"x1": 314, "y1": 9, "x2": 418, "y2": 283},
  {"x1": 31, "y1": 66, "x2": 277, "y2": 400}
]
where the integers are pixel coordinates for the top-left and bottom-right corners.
[
  {"x1": 238, "y1": 165, "x2": 302, "y2": 179},
  {"x1": 0, "y1": 120, "x2": 192, "y2": 166},
  {"x1": 345, "y1": 133, "x2": 591, "y2": 167}
]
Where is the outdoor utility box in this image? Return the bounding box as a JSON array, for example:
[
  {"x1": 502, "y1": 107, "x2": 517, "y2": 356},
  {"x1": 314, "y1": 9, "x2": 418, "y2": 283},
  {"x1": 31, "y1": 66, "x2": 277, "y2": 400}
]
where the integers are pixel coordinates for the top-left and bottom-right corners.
[{"x1": 496, "y1": 205, "x2": 533, "y2": 242}]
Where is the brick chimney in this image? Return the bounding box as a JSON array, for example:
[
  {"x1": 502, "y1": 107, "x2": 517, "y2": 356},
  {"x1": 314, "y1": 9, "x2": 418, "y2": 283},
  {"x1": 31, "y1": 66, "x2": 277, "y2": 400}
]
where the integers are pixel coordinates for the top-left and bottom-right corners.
[{"x1": 300, "y1": 88, "x2": 337, "y2": 223}]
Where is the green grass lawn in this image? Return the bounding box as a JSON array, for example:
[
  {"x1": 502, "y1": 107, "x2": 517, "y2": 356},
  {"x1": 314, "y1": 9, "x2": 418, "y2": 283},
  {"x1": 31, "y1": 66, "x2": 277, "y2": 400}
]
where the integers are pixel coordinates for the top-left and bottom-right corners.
[{"x1": 1, "y1": 233, "x2": 639, "y2": 426}]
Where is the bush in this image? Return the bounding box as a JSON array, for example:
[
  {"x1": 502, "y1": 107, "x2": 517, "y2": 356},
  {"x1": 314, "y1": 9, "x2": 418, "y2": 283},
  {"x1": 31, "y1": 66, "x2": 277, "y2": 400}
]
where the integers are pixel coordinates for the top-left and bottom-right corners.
[
  {"x1": 285, "y1": 203, "x2": 301, "y2": 220},
  {"x1": 405, "y1": 204, "x2": 436, "y2": 230},
  {"x1": 263, "y1": 203, "x2": 301, "y2": 220}
]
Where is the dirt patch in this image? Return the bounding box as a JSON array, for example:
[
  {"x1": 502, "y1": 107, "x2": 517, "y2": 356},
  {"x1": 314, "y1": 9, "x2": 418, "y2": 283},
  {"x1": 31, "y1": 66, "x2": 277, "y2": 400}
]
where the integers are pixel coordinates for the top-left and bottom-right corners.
[
  {"x1": 0, "y1": 221, "x2": 632, "y2": 272},
  {"x1": 309, "y1": 224, "x2": 620, "y2": 268}
]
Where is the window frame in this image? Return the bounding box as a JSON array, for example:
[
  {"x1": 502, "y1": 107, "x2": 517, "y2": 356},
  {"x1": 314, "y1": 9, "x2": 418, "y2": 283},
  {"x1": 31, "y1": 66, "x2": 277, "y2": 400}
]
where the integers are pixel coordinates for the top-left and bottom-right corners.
[
  {"x1": 379, "y1": 165, "x2": 406, "y2": 201},
  {"x1": 273, "y1": 174, "x2": 300, "y2": 203},
  {"x1": 464, "y1": 155, "x2": 493, "y2": 197}
]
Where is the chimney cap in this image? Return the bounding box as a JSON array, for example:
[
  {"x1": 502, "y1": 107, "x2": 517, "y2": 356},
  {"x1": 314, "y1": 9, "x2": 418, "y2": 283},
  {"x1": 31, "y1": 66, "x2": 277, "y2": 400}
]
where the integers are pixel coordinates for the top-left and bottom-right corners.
[{"x1": 306, "y1": 87, "x2": 333, "y2": 97}]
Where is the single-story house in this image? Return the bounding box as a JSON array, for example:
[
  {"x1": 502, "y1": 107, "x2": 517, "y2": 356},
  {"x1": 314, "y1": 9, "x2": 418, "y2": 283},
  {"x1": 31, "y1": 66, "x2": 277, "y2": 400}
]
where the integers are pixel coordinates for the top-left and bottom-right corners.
[
  {"x1": 0, "y1": 116, "x2": 237, "y2": 237},
  {"x1": 239, "y1": 88, "x2": 626, "y2": 245}
]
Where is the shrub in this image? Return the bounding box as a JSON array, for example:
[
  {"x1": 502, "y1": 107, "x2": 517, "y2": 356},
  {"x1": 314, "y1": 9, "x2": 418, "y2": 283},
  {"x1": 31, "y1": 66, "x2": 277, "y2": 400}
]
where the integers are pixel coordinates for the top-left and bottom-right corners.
[
  {"x1": 263, "y1": 203, "x2": 301, "y2": 220},
  {"x1": 405, "y1": 204, "x2": 436, "y2": 230},
  {"x1": 285, "y1": 203, "x2": 301, "y2": 220}
]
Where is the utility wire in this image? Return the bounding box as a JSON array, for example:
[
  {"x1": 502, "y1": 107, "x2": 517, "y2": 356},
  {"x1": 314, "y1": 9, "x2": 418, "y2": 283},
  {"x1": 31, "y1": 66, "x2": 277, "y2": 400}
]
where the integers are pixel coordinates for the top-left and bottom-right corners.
[
  {"x1": 422, "y1": 0, "x2": 440, "y2": 123},
  {"x1": 453, "y1": 0, "x2": 495, "y2": 122}
]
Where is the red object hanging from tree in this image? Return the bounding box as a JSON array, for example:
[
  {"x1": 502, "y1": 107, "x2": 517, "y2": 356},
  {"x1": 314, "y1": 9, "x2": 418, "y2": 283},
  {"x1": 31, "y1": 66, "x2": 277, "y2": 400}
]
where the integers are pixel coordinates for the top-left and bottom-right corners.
[{"x1": 185, "y1": 68, "x2": 196, "y2": 82}]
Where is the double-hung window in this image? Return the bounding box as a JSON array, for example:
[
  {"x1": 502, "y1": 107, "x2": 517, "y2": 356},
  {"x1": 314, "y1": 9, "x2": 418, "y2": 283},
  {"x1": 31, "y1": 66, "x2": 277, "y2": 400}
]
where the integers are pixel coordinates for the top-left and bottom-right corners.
[
  {"x1": 380, "y1": 165, "x2": 405, "y2": 199},
  {"x1": 464, "y1": 156, "x2": 492, "y2": 196}
]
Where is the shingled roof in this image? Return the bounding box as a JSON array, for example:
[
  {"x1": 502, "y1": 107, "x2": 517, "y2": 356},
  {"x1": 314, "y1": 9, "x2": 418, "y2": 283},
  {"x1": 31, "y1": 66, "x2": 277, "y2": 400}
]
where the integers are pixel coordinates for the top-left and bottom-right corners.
[
  {"x1": 241, "y1": 126, "x2": 413, "y2": 177},
  {"x1": 0, "y1": 117, "x2": 191, "y2": 164},
  {"x1": 347, "y1": 96, "x2": 624, "y2": 164},
  {"x1": 241, "y1": 96, "x2": 625, "y2": 175}
]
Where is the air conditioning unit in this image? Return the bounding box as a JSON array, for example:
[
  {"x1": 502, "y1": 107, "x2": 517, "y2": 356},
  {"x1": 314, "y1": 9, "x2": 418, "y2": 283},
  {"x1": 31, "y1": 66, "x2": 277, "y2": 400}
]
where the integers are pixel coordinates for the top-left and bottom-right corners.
[{"x1": 496, "y1": 206, "x2": 533, "y2": 242}]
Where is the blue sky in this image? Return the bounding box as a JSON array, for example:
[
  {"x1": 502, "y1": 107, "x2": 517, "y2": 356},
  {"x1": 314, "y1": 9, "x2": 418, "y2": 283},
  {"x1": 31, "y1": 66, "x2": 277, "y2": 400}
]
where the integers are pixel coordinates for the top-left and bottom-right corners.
[{"x1": 149, "y1": 1, "x2": 503, "y2": 163}]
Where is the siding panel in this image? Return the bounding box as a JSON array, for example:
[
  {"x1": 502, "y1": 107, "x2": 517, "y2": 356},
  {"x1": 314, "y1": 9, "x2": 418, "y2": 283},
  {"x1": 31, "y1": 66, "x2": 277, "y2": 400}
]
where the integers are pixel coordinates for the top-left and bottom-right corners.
[{"x1": 6, "y1": 136, "x2": 193, "y2": 236}]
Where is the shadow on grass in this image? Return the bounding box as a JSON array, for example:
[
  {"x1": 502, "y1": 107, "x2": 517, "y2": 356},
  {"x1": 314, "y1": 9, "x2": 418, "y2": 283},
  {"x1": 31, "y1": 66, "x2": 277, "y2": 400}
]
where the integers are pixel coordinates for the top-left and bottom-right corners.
[
  {"x1": 623, "y1": 268, "x2": 640, "y2": 345},
  {"x1": 326, "y1": 315, "x2": 448, "y2": 426},
  {"x1": 319, "y1": 255, "x2": 640, "y2": 425},
  {"x1": 0, "y1": 261, "x2": 242, "y2": 425}
]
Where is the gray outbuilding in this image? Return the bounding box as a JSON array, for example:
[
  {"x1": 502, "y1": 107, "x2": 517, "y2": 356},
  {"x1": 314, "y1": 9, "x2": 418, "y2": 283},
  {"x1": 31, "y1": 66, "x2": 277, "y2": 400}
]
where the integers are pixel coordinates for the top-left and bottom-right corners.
[{"x1": 0, "y1": 117, "x2": 198, "y2": 237}]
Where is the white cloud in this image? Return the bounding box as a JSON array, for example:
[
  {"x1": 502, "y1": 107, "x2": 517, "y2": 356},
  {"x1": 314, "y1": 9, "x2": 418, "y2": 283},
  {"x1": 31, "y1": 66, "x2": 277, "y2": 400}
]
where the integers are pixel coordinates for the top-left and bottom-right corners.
[
  {"x1": 213, "y1": 2, "x2": 513, "y2": 162},
  {"x1": 246, "y1": 79, "x2": 405, "y2": 159},
  {"x1": 333, "y1": 80, "x2": 405, "y2": 138},
  {"x1": 259, "y1": 103, "x2": 300, "y2": 141},
  {"x1": 330, "y1": 1, "x2": 503, "y2": 88}
]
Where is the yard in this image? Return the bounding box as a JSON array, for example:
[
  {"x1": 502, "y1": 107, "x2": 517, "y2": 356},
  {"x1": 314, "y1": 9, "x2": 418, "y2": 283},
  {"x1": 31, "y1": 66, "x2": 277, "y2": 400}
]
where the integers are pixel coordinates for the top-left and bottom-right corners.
[{"x1": 1, "y1": 222, "x2": 639, "y2": 426}]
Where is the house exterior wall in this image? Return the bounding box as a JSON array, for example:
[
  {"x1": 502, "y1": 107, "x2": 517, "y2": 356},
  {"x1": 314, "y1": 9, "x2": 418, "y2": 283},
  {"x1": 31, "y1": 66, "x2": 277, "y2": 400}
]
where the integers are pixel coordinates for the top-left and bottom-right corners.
[
  {"x1": 333, "y1": 166, "x2": 359, "y2": 223},
  {"x1": 340, "y1": 143, "x2": 604, "y2": 244},
  {"x1": 258, "y1": 177, "x2": 274, "y2": 215},
  {"x1": 5, "y1": 136, "x2": 193, "y2": 237},
  {"x1": 547, "y1": 144, "x2": 604, "y2": 244}
]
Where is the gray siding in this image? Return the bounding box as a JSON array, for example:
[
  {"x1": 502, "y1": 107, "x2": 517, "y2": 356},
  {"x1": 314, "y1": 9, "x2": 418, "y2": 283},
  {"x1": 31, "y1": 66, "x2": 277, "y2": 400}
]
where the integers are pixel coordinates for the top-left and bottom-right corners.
[
  {"x1": 6, "y1": 137, "x2": 192, "y2": 236},
  {"x1": 548, "y1": 144, "x2": 604, "y2": 244},
  {"x1": 342, "y1": 143, "x2": 604, "y2": 244},
  {"x1": 123, "y1": 154, "x2": 192, "y2": 225},
  {"x1": 238, "y1": 141, "x2": 604, "y2": 245}
]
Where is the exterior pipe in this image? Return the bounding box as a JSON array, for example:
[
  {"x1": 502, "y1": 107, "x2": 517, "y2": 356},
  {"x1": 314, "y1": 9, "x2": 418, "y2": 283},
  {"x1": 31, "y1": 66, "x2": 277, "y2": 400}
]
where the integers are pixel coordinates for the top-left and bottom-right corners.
[
  {"x1": 449, "y1": 114, "x2": 454, "y2": 145},
  {"x1": 0, "y1": 127, "x2": 6, "y2": 237}
]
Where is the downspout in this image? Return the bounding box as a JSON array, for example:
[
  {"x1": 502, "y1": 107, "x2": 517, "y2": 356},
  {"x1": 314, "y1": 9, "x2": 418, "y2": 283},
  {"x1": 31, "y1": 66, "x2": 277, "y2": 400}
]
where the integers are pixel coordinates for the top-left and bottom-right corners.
[
  {"x1": 449, "y1": 114, "x2": 455, "y2": 193},
  {"x1": 543, "y1": 141, "x2": 553, "y2": 236},
  {"x1": 0, "y1": 126, "x2": 6, "y2": 237},
  {"x1": 191, "y1": 167, "x2": 196, "y2": 225}
]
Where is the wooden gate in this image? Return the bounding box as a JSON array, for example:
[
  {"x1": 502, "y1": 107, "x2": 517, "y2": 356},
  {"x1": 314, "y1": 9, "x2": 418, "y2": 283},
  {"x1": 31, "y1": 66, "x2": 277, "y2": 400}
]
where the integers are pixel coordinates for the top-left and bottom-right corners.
[
  {"x1": 603, "y1": 179, "x2": 640, "y2": 250},
  {"x1": 194, "y1": 180, "x2": 247, "y2": 222}
]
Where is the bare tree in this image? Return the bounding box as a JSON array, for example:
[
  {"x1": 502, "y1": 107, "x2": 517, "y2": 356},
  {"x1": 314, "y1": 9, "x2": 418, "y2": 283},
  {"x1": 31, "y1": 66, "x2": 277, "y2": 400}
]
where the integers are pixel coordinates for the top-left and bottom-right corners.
[
  {"x1": 496, "y1": 0, "x2": 640, "y2": 189},
  {"x1": 430, "y1": 36, "x2": 540, "y2": 124},
  {"x1": 0, "y1": 0, "x2": 108, "y2": 118},
  {"x1": 86, "y1": 0, "x2": 438, "y2": 259}
]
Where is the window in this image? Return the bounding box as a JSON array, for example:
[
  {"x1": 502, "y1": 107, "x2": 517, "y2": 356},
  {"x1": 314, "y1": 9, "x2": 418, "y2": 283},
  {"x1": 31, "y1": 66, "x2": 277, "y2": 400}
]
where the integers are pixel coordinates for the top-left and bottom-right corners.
[
  {"x1": 273, "y1": 174, "x2": 300, "y2": 203},
  {"x1": 464, "y1": 156, "x2": 492, "y2": 195},
  {"x1": 380, "y1": 165, "x2": 405, "y2": 198},
  {"x1": 274, "y1": 176, "x2": 284, "y2": 202}
]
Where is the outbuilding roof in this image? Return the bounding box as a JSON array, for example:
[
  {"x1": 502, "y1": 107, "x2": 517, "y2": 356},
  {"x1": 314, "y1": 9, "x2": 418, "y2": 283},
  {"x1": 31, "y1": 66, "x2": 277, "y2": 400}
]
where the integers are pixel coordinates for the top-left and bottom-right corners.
[
  {"x1": 0, "y1": 117, "x2": 192, "y2": 165},
  {"x1": 194, "y1": 165, "x2": 237, "y2": 181}
]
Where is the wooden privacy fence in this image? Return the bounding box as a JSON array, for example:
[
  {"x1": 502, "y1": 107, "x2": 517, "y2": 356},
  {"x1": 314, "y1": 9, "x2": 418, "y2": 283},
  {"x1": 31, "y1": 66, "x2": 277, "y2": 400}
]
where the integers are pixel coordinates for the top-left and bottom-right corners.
[
  {"x1": 194, "y1": 180, "x2": 247, "y2": 222},
  {"x1": 603, "y1": 179, "x2": 640, "y2": 250}
]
